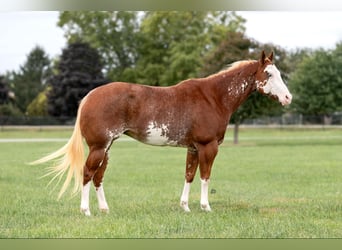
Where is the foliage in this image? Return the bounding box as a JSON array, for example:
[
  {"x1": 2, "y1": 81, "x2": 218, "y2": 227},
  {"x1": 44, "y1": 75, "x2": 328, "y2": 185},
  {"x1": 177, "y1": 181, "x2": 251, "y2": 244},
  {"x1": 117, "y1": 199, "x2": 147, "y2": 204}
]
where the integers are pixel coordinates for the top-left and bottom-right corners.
[
  {"x1": 9, "y1": 46, "x2": 51, "y2": 113},
  {"x1": 200, "y1": 31, "x2": 254, "y2": 76},
  {"x1": 58, "y1": 11, "x2": 140, "y2": 81},
  {"x1": 136, "y1": 11, "x2": 204, "y2": 85},
  {"x1": 57, "y1": 11, "x2": 246, "y2": 86},
  {"x1": 135, "y1": 11, "x2": 245, "y2": 86},
  {"x1": 47, "y1": 42, "x2": 109, "y2": 118},
  {"x1": 289, "y1": 44, "x2": 342, "y2": 118},
  {"x1": 285, "y1": 47, "x2": 313, "y2": 74},
  {"x1": 0, "y1": 103, "x2": 22, "y2": 116},
  {"x1": 0, "y1": 75, "x2": 19, "y2": 116},
  {"x1": 26, "y1": 87, "x2": 49, "y2": 116},
  {"x1": 0, "y1": 75, "x2": 12, "y2": 105}
]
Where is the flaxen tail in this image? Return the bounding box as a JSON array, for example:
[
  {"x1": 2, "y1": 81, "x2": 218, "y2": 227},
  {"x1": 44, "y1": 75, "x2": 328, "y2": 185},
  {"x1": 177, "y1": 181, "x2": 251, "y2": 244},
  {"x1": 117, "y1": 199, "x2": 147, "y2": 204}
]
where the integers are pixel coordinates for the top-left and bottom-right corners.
[{"x1": 31, "y1": 99, "x2": 86, "y2": 199}]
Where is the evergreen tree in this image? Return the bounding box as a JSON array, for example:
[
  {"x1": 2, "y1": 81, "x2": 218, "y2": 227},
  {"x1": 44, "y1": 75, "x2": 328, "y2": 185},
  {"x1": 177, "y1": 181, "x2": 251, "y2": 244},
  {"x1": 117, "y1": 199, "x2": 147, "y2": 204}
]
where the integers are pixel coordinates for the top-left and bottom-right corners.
[
  {"x1": 0, "y1": 76, "x2": 12, "y2": 105},
  {"x1": 0, "y1": 75, "x2": 20, "y2": 117},
  {"x1": 48, "y1": 42, "x2": 109, "y2": 118},
  {"x1": 10, "y1": 46, "x2": 51, "y2": 112}
]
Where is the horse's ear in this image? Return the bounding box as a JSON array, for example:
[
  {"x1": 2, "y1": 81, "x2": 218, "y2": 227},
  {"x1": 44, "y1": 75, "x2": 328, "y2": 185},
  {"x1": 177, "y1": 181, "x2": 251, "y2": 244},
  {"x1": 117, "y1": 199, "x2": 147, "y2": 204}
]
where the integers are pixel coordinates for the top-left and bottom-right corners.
[
  {"x1": 260, "y1": 50, "x2": 266, "y2": 65},
  {"x1": 268, "y1": 51, "x2": 274, "y2": 62}
]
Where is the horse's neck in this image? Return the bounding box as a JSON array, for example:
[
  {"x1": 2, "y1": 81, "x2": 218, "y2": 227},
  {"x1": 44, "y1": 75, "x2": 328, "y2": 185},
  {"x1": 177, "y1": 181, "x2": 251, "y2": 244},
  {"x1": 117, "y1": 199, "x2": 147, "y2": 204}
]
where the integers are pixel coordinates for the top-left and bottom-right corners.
[{"x1": 208, "y1": 65, "x2": 258, "y2": 114}]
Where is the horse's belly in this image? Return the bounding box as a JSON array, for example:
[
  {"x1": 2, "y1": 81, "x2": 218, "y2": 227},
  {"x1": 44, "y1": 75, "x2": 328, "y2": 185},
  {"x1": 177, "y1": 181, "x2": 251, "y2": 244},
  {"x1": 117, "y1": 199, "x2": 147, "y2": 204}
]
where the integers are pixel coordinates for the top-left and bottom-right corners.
[{"x1": 144, "y1": 122, "x2": 181, "y2": 146}]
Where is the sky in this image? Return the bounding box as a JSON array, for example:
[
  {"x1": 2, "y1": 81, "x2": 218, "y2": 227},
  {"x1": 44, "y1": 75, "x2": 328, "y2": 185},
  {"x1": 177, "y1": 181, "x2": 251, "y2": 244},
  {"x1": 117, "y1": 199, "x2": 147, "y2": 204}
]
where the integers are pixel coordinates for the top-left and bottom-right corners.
[{"x1": 0, "y1": 11, "x2": 342, "y2": 74}]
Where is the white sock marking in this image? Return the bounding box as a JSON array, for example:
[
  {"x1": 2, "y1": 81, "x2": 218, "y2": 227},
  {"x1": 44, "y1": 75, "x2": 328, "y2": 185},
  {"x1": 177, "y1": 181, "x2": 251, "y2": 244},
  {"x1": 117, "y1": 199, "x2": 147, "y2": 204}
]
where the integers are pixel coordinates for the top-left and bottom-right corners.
[
  {"x1": 200, "y1": 178, "x2": 211, "y2": 212},
  {"x1": 96, "y1": 184, "x2": 109, "y2": 212},
  {"x1": 180, "y1": 181, "x2": 191, "y2": 212},
  {"x1": 80, "y1": 182, "x2": 91, "y2": 216}
]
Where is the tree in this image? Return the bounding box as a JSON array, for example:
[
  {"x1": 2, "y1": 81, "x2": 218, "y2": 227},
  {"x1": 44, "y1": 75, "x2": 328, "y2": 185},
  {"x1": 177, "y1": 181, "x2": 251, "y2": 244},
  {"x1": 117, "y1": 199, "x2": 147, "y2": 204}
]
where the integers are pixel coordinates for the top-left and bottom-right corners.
[
  {"x1": 289, "y1": 45, "x2": 342, "y2": 124},
  {"x1": 201, "y1": 33, "x2": 289, "y2": 143},
  {"x1": 0, "y1": 76, "x2": 11, "y2": 105},
  {"x1": 58, "y1": 11, "x2": 139, "y2": 81},
  {"x1": 26, "y1": 88, "x2": 49, "y2": 116},
  {"x1": 136, "y1": 11, "x2": 246, "y2": 86},
  {"x1": 47, "y1": 42, "x2": 109, "y2": 118},
  {"x1": 331, "y1": 42, "x2": 342, "y2": 112},
  {"x1": 285, "y1": 48, "x2": 313, "y2": 74},
  {"x1": 57, "y1": 11, "x2": 246, "y2": 85},
  {"x1": 10, "y1": 46, "x2": 51, "y2": 113},
  {"x1": 200, "y1": 31, "x2": 254, "y2": 77},
  {"x1": 0, "y1": 75, "x2": 20, "y2": 117}
]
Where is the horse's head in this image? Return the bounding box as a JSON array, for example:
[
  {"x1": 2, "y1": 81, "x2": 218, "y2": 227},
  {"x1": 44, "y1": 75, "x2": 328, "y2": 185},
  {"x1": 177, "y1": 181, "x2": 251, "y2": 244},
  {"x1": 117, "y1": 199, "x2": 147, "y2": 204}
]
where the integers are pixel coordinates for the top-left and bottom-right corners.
[{"x1": 255, "y1": 51, "x2": 292, "y2": 106}]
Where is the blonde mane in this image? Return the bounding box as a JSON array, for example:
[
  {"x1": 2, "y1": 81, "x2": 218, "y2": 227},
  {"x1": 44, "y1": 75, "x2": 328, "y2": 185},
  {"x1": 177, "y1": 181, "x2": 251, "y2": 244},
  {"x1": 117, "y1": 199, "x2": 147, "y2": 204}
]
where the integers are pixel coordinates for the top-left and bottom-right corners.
[{"x1": 207, "y1": 60, "x2": 257, "y2": 79}]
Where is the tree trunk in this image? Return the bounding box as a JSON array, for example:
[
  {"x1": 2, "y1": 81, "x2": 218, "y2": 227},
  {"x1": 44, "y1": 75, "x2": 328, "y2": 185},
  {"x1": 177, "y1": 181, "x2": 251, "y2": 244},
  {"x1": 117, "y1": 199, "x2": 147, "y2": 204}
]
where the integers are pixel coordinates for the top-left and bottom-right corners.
[
  {"x1": 323, "y1": 115, "x2": 332, "y2": 125},
  {"x1": 233, "y1": 121, "x2": 240, "y2": 144}
]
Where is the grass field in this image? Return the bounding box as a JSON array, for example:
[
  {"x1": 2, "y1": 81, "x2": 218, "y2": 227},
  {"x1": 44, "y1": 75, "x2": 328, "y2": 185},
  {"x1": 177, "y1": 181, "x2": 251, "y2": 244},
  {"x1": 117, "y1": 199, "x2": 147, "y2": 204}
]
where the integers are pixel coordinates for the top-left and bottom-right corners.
[{"x1": 0, "y1": 127, "x2": 342, "y2": 238}]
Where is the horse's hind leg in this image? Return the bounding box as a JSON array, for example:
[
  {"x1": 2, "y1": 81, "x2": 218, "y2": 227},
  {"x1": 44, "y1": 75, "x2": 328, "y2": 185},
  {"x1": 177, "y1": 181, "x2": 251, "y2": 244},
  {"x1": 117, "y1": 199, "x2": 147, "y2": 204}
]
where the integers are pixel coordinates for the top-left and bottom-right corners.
[
  {"x1": 80, "y1": 146, "x2": 107, "y2": 216},
  {"x1": 93, "y1": 152, "x2": 109, "y2": 213}
]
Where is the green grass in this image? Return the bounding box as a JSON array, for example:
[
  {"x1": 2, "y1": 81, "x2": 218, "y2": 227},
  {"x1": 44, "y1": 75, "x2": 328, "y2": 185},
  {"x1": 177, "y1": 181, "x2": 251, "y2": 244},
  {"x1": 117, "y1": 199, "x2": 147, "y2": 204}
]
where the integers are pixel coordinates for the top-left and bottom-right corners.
[{"x1": 0, "y1": 127, "x2": 342, "y2": 238}]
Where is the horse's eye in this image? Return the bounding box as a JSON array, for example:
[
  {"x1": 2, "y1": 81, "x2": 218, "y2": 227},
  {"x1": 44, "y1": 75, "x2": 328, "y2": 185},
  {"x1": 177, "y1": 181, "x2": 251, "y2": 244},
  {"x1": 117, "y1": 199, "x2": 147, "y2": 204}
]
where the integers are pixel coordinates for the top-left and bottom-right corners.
[{"x1": 266, "y1": 71, "x2": 272, "y2": 78}]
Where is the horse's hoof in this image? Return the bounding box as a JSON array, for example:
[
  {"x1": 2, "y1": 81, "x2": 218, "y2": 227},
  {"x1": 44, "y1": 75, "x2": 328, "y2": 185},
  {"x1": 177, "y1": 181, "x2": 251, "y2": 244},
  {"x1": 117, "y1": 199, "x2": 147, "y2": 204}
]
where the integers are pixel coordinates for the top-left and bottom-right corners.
[
  {"x1": 100, "y1": 208, "x2": 109, "y2": 214},
  {"x1": 180, "y1": 201, "x2": 191, "y2": 212},
  {"x1": 80, "y1": 208, "x2": 91, "y2": 216},
  {"x1": 200, "y1": 204, "x2": 212, "y2": 212}
]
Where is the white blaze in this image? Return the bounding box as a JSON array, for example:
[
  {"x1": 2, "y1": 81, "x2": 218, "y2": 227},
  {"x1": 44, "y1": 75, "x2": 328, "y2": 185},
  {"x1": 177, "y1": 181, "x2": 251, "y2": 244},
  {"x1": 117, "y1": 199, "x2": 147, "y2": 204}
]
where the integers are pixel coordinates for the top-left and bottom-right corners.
[{"x1": 262, "y1": 64, "x2": 292, "y2": 106}]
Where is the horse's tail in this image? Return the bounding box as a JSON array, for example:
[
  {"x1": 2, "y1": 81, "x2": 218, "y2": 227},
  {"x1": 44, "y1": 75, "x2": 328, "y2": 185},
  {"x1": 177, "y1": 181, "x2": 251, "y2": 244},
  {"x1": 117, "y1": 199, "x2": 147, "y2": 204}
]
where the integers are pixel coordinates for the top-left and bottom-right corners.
[{"x1": 31, "y1": 99, "x2": 86, "y2": 199}]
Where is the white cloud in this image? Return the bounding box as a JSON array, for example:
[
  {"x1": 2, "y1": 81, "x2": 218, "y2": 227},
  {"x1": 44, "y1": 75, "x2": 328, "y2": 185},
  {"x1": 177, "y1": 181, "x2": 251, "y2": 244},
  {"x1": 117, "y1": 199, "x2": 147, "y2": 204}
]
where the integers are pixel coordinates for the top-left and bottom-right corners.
[
  {"x1": 238, "y1": 11, "x2": 342, "y2": 50},
  {"x1": 0, "y1": 11, "x2": 65, "y2": 73}
]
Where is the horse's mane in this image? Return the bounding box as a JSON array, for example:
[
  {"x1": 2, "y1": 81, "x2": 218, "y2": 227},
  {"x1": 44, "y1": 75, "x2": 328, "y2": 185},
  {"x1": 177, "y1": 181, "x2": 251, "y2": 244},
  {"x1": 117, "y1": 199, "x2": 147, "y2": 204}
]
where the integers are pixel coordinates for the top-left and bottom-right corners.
[
  {"x1": 207, "y1": 60, "x2": 257, "y2": 79},
  {"x1": 226, "y1": 60, "x2": 257, "y2": 72}
]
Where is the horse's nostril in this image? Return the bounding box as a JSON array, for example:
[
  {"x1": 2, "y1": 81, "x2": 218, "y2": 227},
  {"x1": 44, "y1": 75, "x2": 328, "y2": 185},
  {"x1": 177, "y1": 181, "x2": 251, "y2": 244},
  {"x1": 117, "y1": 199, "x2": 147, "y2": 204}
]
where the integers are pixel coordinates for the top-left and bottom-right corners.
[{"x1": 284, "y1": 94, "x2": 292, "y2": 104}]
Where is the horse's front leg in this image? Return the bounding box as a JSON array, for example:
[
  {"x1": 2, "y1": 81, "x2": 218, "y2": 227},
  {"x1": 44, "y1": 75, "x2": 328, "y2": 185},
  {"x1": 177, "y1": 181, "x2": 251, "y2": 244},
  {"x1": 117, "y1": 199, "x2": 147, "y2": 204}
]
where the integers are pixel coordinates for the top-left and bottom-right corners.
[
  {"x1": 197, "y1": 141, "x2": 218, "y2": 212},
  {"x1": 180, "y1": 148, "x2": 199, "y2": 212}
]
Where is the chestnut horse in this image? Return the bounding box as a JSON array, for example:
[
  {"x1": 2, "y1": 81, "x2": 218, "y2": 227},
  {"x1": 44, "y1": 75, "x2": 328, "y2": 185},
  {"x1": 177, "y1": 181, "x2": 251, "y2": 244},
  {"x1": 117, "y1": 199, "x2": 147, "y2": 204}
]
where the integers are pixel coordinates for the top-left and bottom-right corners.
[{"x1": 32, "y1": 51, "x2": 292, "y2": 215}]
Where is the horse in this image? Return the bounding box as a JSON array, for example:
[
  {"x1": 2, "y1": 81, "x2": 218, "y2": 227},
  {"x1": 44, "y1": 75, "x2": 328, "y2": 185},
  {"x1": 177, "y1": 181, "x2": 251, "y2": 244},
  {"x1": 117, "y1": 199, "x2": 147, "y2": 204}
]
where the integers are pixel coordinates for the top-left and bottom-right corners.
[{"x1": 32, "y1": 51, "x2": 292, "y2": 216}]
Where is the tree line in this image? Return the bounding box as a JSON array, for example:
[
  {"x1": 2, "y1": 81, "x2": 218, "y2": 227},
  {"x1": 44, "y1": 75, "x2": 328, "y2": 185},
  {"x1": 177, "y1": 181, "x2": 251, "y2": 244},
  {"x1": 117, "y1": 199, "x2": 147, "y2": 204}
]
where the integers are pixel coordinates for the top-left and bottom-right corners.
[{"x1": 1, "y1": 11, "x2": 342, "y2": 132}]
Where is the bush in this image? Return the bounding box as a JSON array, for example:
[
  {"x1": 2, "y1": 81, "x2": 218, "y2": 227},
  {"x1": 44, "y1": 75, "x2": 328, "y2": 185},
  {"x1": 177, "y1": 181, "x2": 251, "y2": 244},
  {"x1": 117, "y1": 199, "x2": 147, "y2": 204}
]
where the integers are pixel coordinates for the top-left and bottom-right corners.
[{"x1": 0, "y1": 104, "x2": 23, "y2": 116}]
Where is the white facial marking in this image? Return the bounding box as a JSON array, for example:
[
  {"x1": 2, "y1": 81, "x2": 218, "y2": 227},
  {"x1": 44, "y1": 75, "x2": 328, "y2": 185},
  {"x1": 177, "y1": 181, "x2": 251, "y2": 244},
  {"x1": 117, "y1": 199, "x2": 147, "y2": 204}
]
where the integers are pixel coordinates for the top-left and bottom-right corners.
[
  {"x1": 145, "y1": 121, "x2": 177, "y2": 146},
  {"x1": 261, "y1": 64, "x2": 292, "y2": 106}
]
